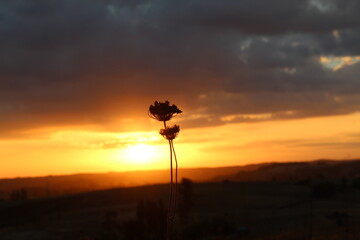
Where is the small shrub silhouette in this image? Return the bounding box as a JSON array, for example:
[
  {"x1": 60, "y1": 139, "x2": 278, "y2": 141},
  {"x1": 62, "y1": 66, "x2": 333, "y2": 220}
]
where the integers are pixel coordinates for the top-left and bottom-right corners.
[
  {"x1": 352, "y1": 177, "x2": 360, "y2": 189},
  {"x1": 178, "y1": 178, "x2": 194, "y2": 226},
  {"x1": 10, "y1": 188, "x2": 28, "y2": 201},
  {"x1": 312, "y1": 182, "x2": 337, "y2": 199},
  {"x1": 122, "y1": 200, "x2": 167, "y2": 240},
  {"x1": 182, "y1": 217, "x2": 237, "y2": 240},
  {"x1": 100, "y1": 211, "x2": 121, "y2": 240},
  {"x1": 100, "y1": 200, "x2": 167, "y2": 240}
]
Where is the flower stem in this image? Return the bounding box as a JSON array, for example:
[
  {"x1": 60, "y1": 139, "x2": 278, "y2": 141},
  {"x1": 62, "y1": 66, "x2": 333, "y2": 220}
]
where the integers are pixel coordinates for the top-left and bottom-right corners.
[
  {"x1": 166, "y1": 138, "x2": 174, "y2": 240},
  {"x1": 171, "y1": 140, "x2": 178, "y2": 223}
]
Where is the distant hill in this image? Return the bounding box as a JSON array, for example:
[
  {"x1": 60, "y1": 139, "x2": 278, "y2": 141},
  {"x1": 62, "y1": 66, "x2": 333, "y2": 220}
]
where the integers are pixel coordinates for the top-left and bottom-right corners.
[
  {"x1": 1, "y1": 159, "x2": 360, "y2": 199},
  {"x1": 0, "y1": 166, "x2": 245, "y2": 198},
  {"x1": 210, "y1": 159, "x2": 360, "y2": 182}
]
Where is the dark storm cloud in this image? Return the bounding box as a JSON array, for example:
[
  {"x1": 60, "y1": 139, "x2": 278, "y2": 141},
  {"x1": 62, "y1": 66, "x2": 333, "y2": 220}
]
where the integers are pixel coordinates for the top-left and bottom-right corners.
[
  {"x1": 1, "y1": 0, "x2": 360, "y2": 135},
  {"x1": 161, "y1": 0, "x2": 360, "y2": 34}
]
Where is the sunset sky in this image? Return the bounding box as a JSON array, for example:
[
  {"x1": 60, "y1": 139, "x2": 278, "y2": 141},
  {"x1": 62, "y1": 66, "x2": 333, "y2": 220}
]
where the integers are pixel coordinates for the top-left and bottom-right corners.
[{"x1": 1, "y1": 0, "x2": 360, "y2": 178}]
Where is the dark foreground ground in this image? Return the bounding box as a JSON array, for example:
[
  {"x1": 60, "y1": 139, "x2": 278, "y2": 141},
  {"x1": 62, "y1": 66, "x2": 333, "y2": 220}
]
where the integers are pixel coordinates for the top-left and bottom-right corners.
[{"x1": 1, "y1": 180, "x2": 360, "y2": 240}]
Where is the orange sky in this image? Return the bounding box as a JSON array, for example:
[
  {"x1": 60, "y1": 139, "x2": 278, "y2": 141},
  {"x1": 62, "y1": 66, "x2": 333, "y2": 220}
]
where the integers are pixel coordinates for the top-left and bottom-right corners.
[
  {"x1": 1, "y1": 1, "x2": 360, "y2": 178},
  {"x1": 1, "y1": 112, "x2": 359, "y2": 178}
]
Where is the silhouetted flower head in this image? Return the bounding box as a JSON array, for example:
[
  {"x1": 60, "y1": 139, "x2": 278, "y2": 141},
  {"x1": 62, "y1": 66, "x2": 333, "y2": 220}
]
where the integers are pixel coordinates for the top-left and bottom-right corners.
[
  {"x1": 160, "y1": 125, "x2": 180, "y2": 140},
  {"x1": 149, "y1": 101, "x2": 182, "y2": 122}
]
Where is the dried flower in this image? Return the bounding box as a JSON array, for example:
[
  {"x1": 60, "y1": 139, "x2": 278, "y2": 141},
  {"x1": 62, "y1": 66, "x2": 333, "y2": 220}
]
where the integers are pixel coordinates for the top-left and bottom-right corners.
[
  {"x1": 160, "y1": 125, "x2": 180, "y2": 140},
  {"x1": 148, "y1": 100, "x2": 182, "y2": 240},
  {"x1": 149, "y1": 101, "x2": 182, "y2": 122}
]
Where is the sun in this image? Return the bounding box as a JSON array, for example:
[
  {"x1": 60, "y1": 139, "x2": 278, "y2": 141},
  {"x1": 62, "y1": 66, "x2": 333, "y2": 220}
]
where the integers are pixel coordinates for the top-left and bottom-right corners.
[{"x1": 123, "y1": 144, "x2": 156, "y2": 164}]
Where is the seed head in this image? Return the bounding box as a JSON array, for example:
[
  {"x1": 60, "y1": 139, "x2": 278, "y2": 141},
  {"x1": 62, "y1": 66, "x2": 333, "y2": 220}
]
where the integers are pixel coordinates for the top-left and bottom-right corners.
[
  {"x1": 160, "y1": 125, "x2": 180, "y2": 140},
  {"x1": 149, "y1": 101, "x2": 182, "y2": 122}
]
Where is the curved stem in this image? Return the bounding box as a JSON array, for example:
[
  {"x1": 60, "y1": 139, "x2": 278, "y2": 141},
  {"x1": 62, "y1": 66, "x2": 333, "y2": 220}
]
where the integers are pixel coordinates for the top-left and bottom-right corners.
[
  {"x1": 166, "y1": 139, "x2": 173, "y2": 240},
  {"x1": 171, "y1": 140, "x2": 179, "y2": 223}
]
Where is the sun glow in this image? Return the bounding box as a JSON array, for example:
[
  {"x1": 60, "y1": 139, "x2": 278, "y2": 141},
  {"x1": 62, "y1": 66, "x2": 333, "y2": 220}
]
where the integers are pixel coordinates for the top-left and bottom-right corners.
[{"x1": 123, "y1": 144, "x2": 156, "y2": 164}]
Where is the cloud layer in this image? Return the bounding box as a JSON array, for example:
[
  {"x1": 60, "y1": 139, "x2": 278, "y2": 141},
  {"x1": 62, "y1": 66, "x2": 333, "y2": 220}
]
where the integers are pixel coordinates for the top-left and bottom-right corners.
[{"x1": 1, "y1": 0, "x2": 360, "y2": 136}]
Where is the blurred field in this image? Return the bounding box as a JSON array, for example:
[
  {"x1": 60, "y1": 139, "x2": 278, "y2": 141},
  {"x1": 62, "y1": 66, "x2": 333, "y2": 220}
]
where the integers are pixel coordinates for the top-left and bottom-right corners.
[{"x1": 1, "y1": 181, "x2": 360, "y2": 240}]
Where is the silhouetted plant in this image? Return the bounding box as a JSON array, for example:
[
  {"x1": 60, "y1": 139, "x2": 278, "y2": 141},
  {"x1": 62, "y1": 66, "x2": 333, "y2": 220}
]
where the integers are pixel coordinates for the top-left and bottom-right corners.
[
  {"x1": 10, "y1": 188, "x2": 28, "y2": 201},
  {"x1": 149, "y1": 101, "x2": 182, "y2": 123},
  {"x1": 160, "y1": 125, "x2": 180, "y2": 140},
  {"x1": 149, "y1": 100, "x2": 182, "y2": 240},
  {"x1": 352, "y1": 177, "x2": 360, "y2": 189},
  {"x1": 99, "y1": 200, "x2": 167, "y2": 240},
  {"x1": 182, "y1": 217, "x2": 237, "y2": 240},
  {"x1": 178, "y1": 178, "x2": 194, "y2": 226},
  {"x1": 117, "y1": 200, "x2": 167, "y2": 240},
  {"x1": 0, "y1": 190, "x2": 4, "y2": 201},
  {"x1": 312, "y1": 182, "x2": 337, "y2": 199},
  {"x1": 100, "y1": 210, "x2": 121, "y2": 240}
]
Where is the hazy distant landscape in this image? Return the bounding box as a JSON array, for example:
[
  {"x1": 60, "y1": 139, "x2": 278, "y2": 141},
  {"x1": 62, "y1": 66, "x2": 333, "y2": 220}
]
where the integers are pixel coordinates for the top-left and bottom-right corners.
[
  {"x1": 1, "y1": 159, "x2": 360, "y2": 199},
  {"x1": 0, "y1": 166, "x2": 246, "y2": 199},
  {"x1": 1, "y1": 159, "x2": 360, "y2": 239}
]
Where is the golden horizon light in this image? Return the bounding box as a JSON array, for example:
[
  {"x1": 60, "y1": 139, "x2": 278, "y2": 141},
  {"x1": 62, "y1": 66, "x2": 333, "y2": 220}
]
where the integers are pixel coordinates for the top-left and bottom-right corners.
[{"x1": 0, "y1": 112, "x2": 359, "y2": 178}]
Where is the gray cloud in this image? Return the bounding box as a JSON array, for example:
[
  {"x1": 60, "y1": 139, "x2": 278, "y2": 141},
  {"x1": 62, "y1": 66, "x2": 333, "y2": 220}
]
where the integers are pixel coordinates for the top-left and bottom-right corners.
[{"x1": 0, "y1": 0, "x2": 360, "y2": 135}]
